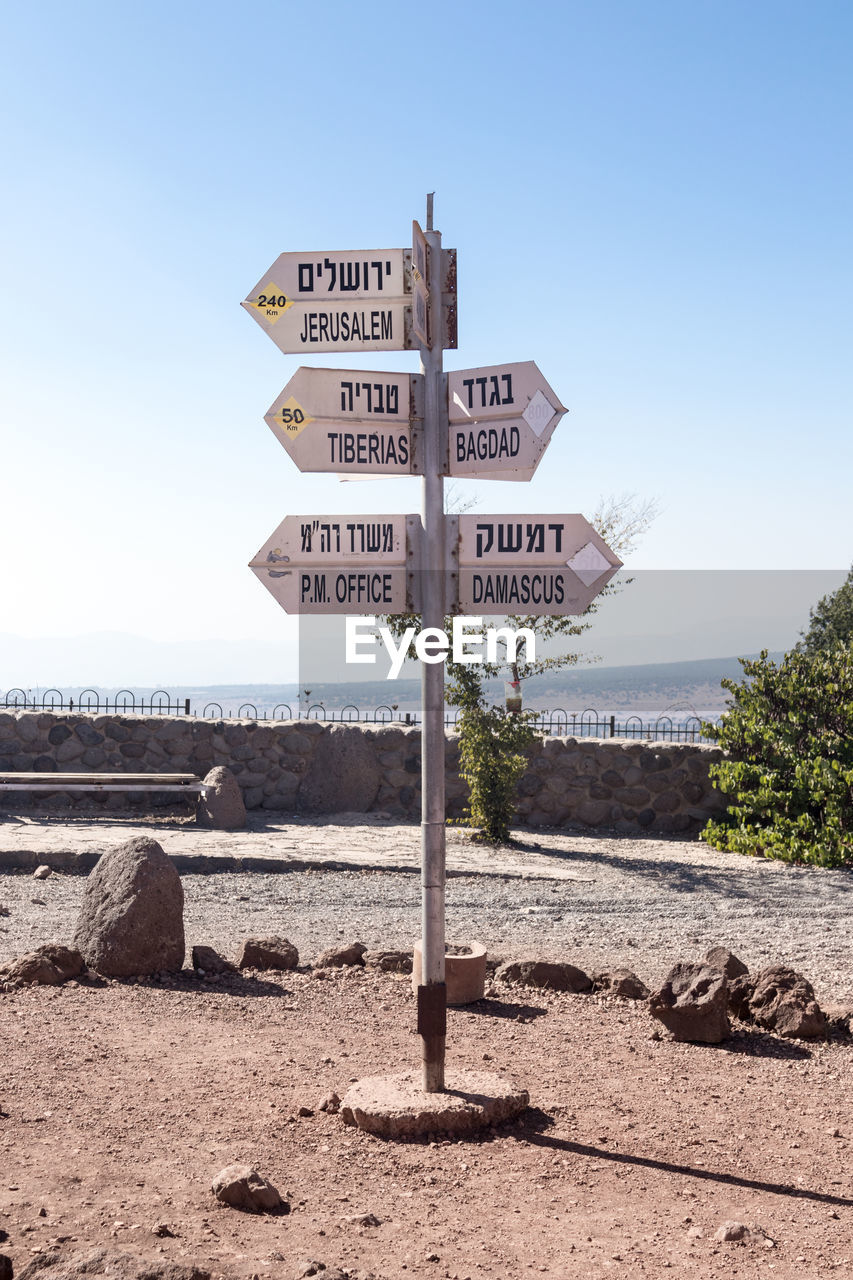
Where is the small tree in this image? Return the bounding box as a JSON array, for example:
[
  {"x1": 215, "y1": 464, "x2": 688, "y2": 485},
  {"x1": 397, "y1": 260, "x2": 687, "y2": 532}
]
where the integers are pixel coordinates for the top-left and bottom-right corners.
[
  {"x1": 701, "y1": 647, "x2": 853, "y2": 867},
  {"x1": 797, "y1": 564, "x2": 853, "y2": 656}
]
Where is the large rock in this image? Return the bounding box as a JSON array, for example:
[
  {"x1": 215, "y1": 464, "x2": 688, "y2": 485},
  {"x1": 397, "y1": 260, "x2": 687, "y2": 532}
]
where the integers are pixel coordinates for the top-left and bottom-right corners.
[
  {"x1": 72, "y1": 837, "x2": 184, "y2": 977},
  {"x1": 211, "y1": 1163, "x2": 286, "y2": 1213},
  {"x1": 704, "y1": 946, "x2": 749, "y2": 979},
  {"x1": 237, "y1": 936, "x2": 298, "y2": 971},
  {"x1": 592, "y1": 968, "x2": 650, "y2": 1000},
  {"x1": 298, "y1": 724, "x2": 380, "y2": 813},
  {"x1": 197, "y1": 767, "x2": 246, "y2": 830},
  {"x1": 316, "y1": 941, "x2": 367, "y2": 968},
  {"x1": 747, "y1": 966, "x2": 827, "y2": 1038},
  {"x1": 649, "y1": 962, "x2": 731, "y2": 1043},
  {"x1": 0, "y1": 944, "x2": 84, "y2": 988},
  {"x1": 14, "y1": 1248, "x2": 208, "y2": 1280},
  {"x1": 496, "y1": 960, "x2": 592, "y2": 993}
]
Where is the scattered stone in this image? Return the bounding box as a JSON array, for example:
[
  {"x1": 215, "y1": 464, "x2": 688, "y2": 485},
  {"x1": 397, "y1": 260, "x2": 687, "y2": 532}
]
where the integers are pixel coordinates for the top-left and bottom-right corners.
[
  {"x1": 362, "y1": 950, "x2": 413, "y2": 973},
  {"x1": 33, "y1": 866, "x2": 52, "y2": 880},
  {"x1": 592, "y1": 968, "x2": 649, "y2": 999},
  {"x1": 238, "y1": 937, "x2": 299, "y2": 971},
  {"x1": 191, "y1": 945, "x2": 235, "y2": 975},
  {"x1": 747, "y1": 966, "x2": 827, "y2": 1038},
  {"x1": 297, "y1": 1263, "x2": 326, "y2": 1278},
  {"x1": 319, "y1": 1092, "x2": 341, "y2": 1114},
  {"x1": 210, "y1": 1164, "x2": 287, "y2": 1214},
  {"x1": 713, "y1": 1220, "x2": 751, "y2": 1242},
  {"x1": 341, "y1": 1213, "x2": 381, "y2": 1228},
  {"x1": 151, "y1": 1223, "x2": 176, "y2": 1238},
  {"x1": 496, "y1": 960, "x2": 592, "y2": 993},
  {"x1": 704, "y1": 946, "x2": 749, "y2": 979},
  {"x1": 196, "y1": 766, "x2": 246, "y2": 830},
  {"x1": 0, "y1": 904, "x2": 9, "y2": 917},
  {"x1": 648, "y1": 962, "x2": 730, "y2": 1043},
  {"x1": 13, "y1": 1249, "x2": 209, "y2": 1280},
  {"x1": 316, "y1": 942, "x2": 367, "y2": 968},
  {"x1": 297, "y1": 1105, "x2": 314, "y2": 1118},
  {"x1": 0, "y1": 944, "x2": 85, "y2": 989},
  {"x1": 72, "y1": 837, "x2": 184, "y2": 978}
]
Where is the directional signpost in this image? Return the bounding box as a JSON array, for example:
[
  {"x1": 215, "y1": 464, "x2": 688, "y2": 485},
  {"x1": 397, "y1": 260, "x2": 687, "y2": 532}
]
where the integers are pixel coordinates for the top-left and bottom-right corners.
[
  {"x1": 242, "y1": 248, "x2": 418, "y2": 353},
  {"x1": 264, "y1": 367, "x2": 423, "y2": 475},
  {"x1": 446, "y1": 361, "x2": 567, "y2": 481},
  {"x1": 249, "y1": 513, "x2": 418, "y2": 615},
  {"x1": 242, "y1": 201, "x2": 619, "y2": 1102},
  {"x1": 454, "y1": 514, "x2": 622, "y2": 613}
]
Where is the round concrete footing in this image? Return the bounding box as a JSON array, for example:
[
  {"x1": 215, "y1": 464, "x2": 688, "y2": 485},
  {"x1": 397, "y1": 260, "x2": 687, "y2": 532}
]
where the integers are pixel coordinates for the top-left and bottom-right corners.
[{"x1": 340, "y1": 1069, "x2": 528, "y2": 1138}]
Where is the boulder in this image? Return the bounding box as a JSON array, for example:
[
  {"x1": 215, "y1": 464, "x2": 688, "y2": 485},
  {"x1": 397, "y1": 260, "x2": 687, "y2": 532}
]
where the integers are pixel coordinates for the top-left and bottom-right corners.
[
  {"x1": 747, "y1": 966, "x2": 827, "y2": 1038},
  {"x1": 648, "y1": 962, "x2": 731, "y2": 1043},
  {"x1": 316, "y1": 941, "x2": 367, "y2": 968},
  {"x1": 728, "y1": 973, "x2": 755, "y2": 1021},
  {"x1": 363, "y1": 949, "x2": 413, "y2": 973},
  {"x1": 593, "y1": 968, "x2": 649, "y2": 999},
  {"x1": 210, "y1": 1163, "x2": 286, "y2": 1213},
  {"x1": 298, "y1": 724, "x2": 380, "y2": 813},
  {"x1": 72, "y1": 837, "x2": 184, "y2": 977},
  {"x1": 704, "y1": 946, "x2": 749, "y2": 979},
  {"x1": 197, "y1": 767, "x2": 246, "y2": 830},
  {"x1": 1, "y1": 944, "x2": 85, "y2": 988},
  {"x1": 33, "y1": 865, "x2": 52, "y2": 880},
  {"x1": 237, "y1": 936, "x2": 298, "y2": 971},
  {"x1": 13, "y1": 1248, "x2": 208, "y2": 1280},
  {"x1": 496, "y1": 960, "x2": 592, "y2": 993},
  {"x1": 0, "y1": 1255, "x2": 11, "y2": 1280},
  {"x1": 191, "y1": 945, "x2": 236, "y2": 975}
]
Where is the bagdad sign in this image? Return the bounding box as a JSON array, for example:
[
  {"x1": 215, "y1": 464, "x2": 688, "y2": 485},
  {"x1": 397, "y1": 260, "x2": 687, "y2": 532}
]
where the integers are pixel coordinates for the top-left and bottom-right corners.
[
  {"x1": 454, "y1": 513, "x2": 622, "y2": 615},
  {"x1": 243, "y1": 248, "x2": 418, "y2": 353},
  {"x1": 446, "y1": 361, "x2": 567, "y2": 481},
  {"x1": 248, "y1": 513, "x2": 419, "y2": 614},
  {"x1": 265, "y1": 367, "x2": 424, "y2": 475}
]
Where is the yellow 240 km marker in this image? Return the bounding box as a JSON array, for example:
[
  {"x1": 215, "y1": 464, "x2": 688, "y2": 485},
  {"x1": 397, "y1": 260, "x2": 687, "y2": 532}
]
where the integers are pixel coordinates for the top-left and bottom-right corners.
[{"x1": 246, "y1": 282, "x2": 294, "y2": 324}]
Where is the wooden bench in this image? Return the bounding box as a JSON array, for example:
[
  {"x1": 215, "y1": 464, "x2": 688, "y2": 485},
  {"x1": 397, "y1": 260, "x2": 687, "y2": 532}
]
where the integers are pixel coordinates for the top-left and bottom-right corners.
[{"x1": 0, "y1": 772, "x2": 208, "y2": 798}]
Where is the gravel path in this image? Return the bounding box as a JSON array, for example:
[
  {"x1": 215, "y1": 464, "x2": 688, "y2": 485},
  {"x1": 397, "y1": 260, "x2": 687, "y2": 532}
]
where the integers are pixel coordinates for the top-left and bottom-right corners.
[{"x1": 2, "y1": 813, "x2": 852, "y2": 1001}]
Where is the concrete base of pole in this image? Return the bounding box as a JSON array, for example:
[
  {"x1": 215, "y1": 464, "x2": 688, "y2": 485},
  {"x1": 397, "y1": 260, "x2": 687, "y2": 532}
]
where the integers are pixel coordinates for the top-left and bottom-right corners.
[{"x1": 340, "y1": 1069, "x2": 528, "y2": 1138}]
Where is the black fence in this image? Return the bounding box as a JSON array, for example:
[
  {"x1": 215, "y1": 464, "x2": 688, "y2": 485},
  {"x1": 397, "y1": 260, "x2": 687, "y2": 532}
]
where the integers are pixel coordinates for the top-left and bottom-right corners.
[
  {"x1": 0, "y1": 688, "x2": 191, "y2": 716},
  {"x1": 1, "y1": 688, "x2": 718, "y2": 742}
]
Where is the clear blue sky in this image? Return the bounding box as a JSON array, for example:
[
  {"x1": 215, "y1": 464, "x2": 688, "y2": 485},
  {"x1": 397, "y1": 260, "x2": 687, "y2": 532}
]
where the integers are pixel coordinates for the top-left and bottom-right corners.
[{"x1": 1, "y1": 1, "x2": 851, "y2": 684}]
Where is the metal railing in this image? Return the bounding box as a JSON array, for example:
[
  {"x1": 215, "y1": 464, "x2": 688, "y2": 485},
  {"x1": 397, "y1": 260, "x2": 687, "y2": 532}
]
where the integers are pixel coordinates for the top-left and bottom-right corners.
[
  {"x1": 1, "y1": 688, "x2": 718, "y2": 742},
  {"x1": 0, "y1": 688, "x2": 191, "y2": 716}
]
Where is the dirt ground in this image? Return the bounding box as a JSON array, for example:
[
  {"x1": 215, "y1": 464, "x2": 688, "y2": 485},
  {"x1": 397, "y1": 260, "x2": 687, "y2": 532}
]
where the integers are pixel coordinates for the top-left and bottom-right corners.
[{"x1": 3, "y1": 955, "x2": 853, "y2": 1280}]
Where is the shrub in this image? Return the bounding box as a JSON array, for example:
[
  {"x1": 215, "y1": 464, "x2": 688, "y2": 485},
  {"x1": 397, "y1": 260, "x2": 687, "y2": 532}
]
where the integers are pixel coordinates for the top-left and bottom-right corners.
[
  {"x1": 452, "y1": 664, "x2": 536, "y2": 844},
  {"x1": 702, "y1": 647, "x2": 853, "y2": 867}
]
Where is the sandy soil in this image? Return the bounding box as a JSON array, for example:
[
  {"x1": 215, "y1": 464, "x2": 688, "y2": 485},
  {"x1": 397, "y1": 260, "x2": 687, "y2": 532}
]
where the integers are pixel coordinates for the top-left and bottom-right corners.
[{"x1": 2, "y1": 819, "x2": 853, "y2": 1279}]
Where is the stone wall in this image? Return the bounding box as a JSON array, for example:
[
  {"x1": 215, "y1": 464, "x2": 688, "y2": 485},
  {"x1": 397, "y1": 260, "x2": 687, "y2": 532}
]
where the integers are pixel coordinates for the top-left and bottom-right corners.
[{"x1": 0, "y1": 711, "x2": 726, "y2": 835}]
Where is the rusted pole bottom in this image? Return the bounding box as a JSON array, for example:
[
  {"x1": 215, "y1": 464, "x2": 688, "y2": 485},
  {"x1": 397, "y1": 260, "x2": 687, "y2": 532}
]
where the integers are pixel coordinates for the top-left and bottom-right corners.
[{"x1": 417, "y1": 982, "x2": 447, "y2": 1092}]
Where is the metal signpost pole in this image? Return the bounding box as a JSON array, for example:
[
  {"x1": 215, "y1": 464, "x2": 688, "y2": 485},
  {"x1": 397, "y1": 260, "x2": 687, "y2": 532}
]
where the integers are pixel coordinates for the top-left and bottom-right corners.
[{"x1": 418, "y1": 195, "x2": 447, "y2": 1092}]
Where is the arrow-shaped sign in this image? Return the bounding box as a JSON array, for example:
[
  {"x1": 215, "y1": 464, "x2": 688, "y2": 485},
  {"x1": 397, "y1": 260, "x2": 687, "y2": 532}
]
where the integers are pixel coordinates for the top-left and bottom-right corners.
[
  {"x1": 242, "y1": 249, "x2": 420, "y2": 354},
  {"x1": 264, "y1": 368, "x2": 423, "y2": 475},
  {"x1": 446, "y1": 361, "x2": 567, "y2": 481},
  {"x1": 249, "y1": 513, "x2": 419, "y2": 614},
  {"x1": 454, "y1": 513, "x2": 621, "y2": 615}
]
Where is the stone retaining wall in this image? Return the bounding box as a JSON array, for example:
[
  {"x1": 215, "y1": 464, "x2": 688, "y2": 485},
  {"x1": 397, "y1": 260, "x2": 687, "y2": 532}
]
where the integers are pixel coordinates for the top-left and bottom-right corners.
[{"x1": 0, "y1": 711, "x2": 726, "y2": 835}]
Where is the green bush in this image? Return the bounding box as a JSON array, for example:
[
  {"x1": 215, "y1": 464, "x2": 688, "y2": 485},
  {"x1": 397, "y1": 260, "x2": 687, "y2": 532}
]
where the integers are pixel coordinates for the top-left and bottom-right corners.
[
  {"x1": 702, "y1": 647, "x2": 853, "y2": 867},
  {"x1": 451, "y1": 664, "x2": 536, "y2": 844}
]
